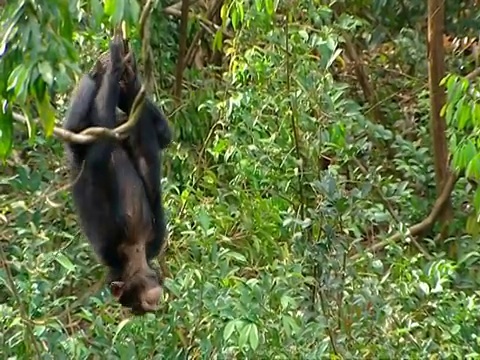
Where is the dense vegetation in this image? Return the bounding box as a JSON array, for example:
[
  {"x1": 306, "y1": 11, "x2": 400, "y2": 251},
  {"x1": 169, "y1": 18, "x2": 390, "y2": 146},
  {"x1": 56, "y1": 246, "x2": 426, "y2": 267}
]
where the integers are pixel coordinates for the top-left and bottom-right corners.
[{"x1": 1, "y1": 0, "x2": 480, "y2": 358}]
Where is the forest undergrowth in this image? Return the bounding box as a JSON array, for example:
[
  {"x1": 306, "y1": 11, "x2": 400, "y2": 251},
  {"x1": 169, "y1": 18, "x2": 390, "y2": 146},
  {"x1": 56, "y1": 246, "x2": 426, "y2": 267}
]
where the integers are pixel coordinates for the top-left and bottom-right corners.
[{"x1": 1, "y1": 0, "x2": 480, "y2": 358}]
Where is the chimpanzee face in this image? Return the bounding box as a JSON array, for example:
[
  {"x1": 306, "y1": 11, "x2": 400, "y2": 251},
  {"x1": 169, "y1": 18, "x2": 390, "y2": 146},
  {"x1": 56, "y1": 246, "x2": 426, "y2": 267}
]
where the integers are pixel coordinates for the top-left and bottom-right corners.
[{"x1": 111, "y1": 270, "x2": 162, "y2": 315}]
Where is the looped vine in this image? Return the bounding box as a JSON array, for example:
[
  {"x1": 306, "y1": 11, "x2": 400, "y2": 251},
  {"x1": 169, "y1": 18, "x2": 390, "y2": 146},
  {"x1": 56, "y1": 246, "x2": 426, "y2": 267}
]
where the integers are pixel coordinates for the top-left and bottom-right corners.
[{"x1": 12, "y1": 0, "x2": 155, "y2": 145}]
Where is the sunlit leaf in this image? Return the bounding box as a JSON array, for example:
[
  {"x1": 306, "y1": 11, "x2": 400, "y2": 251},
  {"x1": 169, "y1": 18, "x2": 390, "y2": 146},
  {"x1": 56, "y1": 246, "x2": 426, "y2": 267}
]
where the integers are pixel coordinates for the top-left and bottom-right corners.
[
  {"x1": 213, "y1": 30, "x2": 223, "y2": 52},
  {"x1": 220, "y1": 3, "x2": 228, "y2": 24},
  {"x1": 36, "y1": 94, "x2": 56, "y2": 137},
  {"x1": 458, "y1": 101, "x2": 472, "y2": 130},
  {"x1": 38, "y1": 62, "x2": 54, "y2": 86},
  {"x1": 112, "y1": 318, "x2": 132, "y2": 345},
  {"x1": 55, "y1": 253, "x2": 76, "y2": 272},
  {"x1": 238, "y1": 322, "x2": 251, "y2": 348},
  {"x1": 104, "y1": 0, "x2": 116, "y2": 15},
  {"x1": 231, "y1": 7, "x2": 239, "y2": 30},
  {"x1": 0, "y1": 102, "x2": 13, "y2": 160},
  {"x1": 223, "y1": 320, "x2": 236, "y2": 341},
  {"x1": 249, "y1": 324, "x2": 259, "y2": 350},
  {"x1": 466, "y1": 153, "x2": 480, "y2": 180},
  {"x1": 418, "y1": 282, "x2": 429, "y2": 295},
  {"x1": 264, "y1": 0, "x2": 274, "y2": 15}
]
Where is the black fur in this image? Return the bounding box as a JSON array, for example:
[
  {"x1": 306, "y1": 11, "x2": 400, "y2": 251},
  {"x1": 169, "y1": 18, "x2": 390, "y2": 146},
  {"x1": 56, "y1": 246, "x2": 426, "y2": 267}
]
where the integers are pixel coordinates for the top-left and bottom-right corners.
[
  {"x1": 63, "y1": 37, "x2": 163, "y2": 313},
  {"x1": 117, "y1": 51, "x2": 172, "y2": 262}
]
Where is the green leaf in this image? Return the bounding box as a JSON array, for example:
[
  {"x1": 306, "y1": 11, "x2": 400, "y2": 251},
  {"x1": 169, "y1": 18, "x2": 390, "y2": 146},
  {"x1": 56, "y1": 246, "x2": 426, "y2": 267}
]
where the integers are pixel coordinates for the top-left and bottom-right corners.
[
  {"x1": 55, "y1": 253, "x2": 76, "y2": 272},
  {"x1": 213, "y1": 30, "x2": 223, "y2": 52},
  {"x1": 418, "y1": 282, "x2": 429, "y2": 295},
  {"x1": 466, "y1": 214, "x2": 480, "y2": 235},
  {"x1": 220, "y1": 3, "x2": 228, "y2": 24},
  {"x1": 197, "y1": 208, "x2": 211, "y2": 232},
  {"x1": 111, "y1": 0, "x2": 126, "y2": 25},
  {"x1": 36, "y1": 94, "x2": 56, "y2": 137},
  {"x1": 231, "y1": 7, "x2": 239, "y2": 30},
  {"x1": 91, "y1": 0, "x2": 104, "y2": 25},
  {"x1": 104, "y1": 0, "x2": 116, "y2": 15},
  {"x1": 474, "y1": 188, "x2": 480, "y2": 213},
  {"x1": 280, "y1": 294, "x2": 293, "y2": 310},
  {"x1": 264, "y1": 0, "x2": 274, "y2": 15},
  {"x1": 473, "y1": 103, "x2": 480, "y2": 127},
  {"x1": 466, "y1": 153, "x2": 480, "y2": 180},
  {"x1": 248, "y1": 324, "x2": 259, "y2": 350},
  {"x1": 236, "y1": 2, "x2": 244, "y2": 23},
  {"x1": 450, "y1": 324, "x2": 461, "y2": 335},
  {"x1": 38, "y1": 62, "x2": 54, "y2": 86},
  {"x1": 223, "y1": 320, "x2": 236, "y2": 341},
  {"x1": 238, "y1": 322, "x2": 251, "y2": 348},
  {"x1": 459, "y1": 102, "x2": 472, "y2": 130},
  {"x1": 7, "y1": 65, "x2": 30, "y2": 101},
  {"x1": 0, "y1": 103, "x2": 13, "y2": 160},
  {"x1": 127, "y1": 0, "x2": 141, "y2": 24},
  {"x1": 445, "y1": 102, "x2": 455, "y2": 126},
  {"x1": 112, "y1": 318, "x2": 132, "y2": 345},
  {"x1": 440, "y1": 103, "x2": 447, "y2": 118},
  {"x1": 225, "y1": 251, "x2": 247, "y2": 263}
]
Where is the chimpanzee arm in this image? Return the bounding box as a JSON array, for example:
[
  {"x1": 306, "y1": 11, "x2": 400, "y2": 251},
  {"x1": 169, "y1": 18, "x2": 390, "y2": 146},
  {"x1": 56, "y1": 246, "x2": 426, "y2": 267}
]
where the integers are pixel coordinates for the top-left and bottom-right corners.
[
  {"x1": 63, "y1": 75, "x2": 98, "y2": 167},
  {"x1": 69, "y1": 37, "x2": 126, "y2": 271},
  {"x1": 84, "y1": 36, "x2": 125, "y2": 208},
  {"x1": 93, "y1": 43, "x2": 123, "y2": 129},
  {"x1": 117, "y1": 51, "x2": 172, "y2": 149},
  {"x1": 146, "y1": 190, "x2": 167, "y2": 261},
  {"x1": 63, "y1": 75, "x2": 98, "y2": 133},
  {"x1": 145, "y1": 101, "x2": 172, "y2": 150}
]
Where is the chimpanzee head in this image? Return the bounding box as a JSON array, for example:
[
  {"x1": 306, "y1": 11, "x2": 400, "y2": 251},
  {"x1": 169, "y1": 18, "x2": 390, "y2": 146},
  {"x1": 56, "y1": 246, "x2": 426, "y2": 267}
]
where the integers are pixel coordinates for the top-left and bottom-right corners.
[{"x1": 110, "y1": 267, "x2": 162, "y2": 315}]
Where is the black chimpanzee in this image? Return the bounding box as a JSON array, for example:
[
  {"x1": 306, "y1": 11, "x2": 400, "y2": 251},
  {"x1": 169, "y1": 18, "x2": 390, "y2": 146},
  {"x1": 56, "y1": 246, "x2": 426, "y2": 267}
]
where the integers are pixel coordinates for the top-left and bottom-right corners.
[{"x1": 63, "y1": 33, "x2": 171, "y2": 314}]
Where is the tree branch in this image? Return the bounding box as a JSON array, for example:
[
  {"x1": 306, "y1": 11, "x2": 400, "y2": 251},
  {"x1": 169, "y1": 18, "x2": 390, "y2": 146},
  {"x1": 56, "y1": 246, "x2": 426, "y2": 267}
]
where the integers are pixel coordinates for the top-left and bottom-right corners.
[{"x1": 351, "y1": 171, "x2": 458, "y2": 261}]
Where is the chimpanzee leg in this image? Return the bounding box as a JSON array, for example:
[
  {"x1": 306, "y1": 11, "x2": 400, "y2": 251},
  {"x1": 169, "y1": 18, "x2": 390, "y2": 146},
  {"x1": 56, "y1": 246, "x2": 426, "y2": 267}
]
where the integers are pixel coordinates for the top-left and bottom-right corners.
[
  {"x1": 63, "y1": 75, "x2": 98, "y2": 166},
  {"x1": 85, "y1": 35, "x2": 126, "y2": 248},
  {"x1": 146, "y1": 191, "x2": 167, "y2": 261},
  {"x1": 145, "y1": 101, "x2": 172, "y2": 150}
]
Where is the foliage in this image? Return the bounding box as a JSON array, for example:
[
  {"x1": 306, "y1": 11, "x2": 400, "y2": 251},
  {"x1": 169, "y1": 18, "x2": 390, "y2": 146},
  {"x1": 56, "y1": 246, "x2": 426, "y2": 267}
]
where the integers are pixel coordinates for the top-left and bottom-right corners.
[{"x1": 1, "y1": 0, "x2": 480, "y2": 358}]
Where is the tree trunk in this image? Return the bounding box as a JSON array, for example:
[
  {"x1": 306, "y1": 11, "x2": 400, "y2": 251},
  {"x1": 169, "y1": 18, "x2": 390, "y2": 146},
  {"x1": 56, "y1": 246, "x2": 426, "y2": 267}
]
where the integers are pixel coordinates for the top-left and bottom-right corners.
[{"x1": 427, "y1": 0, "x2": 452, "y2": 241}]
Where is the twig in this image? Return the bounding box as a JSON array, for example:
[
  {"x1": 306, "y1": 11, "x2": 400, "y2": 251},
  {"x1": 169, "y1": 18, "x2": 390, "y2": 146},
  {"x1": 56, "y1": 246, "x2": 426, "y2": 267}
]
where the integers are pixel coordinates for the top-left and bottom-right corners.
[
  {"x1": 184, "y1": 0, "x2": 224, "y2": 68},
  {"x1": 353, "y1": 158, "x2": 433, "y2": 259},
  {"x1": 351, "y1": 172, "x2": 458, "y2": 261},
  {"x1": 139, "y1": 0, "x2": 155, "y2": 92}
]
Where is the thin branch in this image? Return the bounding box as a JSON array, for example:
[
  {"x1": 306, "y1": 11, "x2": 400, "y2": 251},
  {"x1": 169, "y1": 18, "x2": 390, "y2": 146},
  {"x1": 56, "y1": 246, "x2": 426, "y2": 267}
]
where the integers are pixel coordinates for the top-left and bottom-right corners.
[
  {"x1": 184, "y1": 0, "x2": 224, "y2": 68},
  {"x1": 351, "y1": 171, "x2": 458, "y2": 261}
]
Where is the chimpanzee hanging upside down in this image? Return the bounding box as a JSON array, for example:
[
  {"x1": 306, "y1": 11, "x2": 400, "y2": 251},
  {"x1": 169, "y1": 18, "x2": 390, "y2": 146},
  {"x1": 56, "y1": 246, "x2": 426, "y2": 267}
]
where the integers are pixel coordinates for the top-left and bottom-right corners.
[{"x1": 63, "y1": 33, "x2": 172, "y2": 315}]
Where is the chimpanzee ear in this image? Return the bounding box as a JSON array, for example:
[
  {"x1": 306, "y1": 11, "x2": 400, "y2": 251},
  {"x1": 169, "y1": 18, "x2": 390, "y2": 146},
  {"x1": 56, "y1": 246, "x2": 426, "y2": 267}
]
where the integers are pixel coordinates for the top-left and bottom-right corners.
[{"x1": 110, "y1": 281, "x2": 125, "y2": 298}]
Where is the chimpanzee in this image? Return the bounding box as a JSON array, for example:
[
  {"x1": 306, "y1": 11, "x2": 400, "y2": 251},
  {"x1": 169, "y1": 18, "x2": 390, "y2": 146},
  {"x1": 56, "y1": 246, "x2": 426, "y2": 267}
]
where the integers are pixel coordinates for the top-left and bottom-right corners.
[
  {"x1": 63, "y1": 34, "x2": 170, "y2": 314},
  {"x1": 114, "y1": 46, "x2": 172, "y2": 260},
  {"x1": 89, "y1": 45, "x2": 172, "y2": 262}
]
